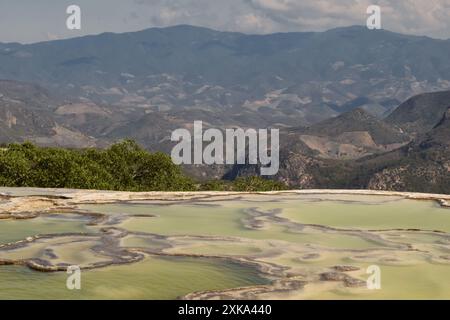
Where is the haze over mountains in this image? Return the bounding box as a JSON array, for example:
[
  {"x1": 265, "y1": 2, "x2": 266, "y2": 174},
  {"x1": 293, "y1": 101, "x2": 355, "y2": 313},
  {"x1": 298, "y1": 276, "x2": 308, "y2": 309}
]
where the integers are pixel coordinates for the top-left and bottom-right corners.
[
  {"x1": 0, "y1": 25, "x2": 449, "y2": 192},
  {"x1": 2, "y1": 25, "x2": 450, "y2": 125}
]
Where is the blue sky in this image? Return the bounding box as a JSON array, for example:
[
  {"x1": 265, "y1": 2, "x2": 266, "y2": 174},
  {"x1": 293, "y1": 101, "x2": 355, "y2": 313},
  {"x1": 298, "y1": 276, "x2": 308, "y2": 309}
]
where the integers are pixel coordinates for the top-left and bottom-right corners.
[{"x1": 0, "y1": 0, "x2": 449, "y2": 43}]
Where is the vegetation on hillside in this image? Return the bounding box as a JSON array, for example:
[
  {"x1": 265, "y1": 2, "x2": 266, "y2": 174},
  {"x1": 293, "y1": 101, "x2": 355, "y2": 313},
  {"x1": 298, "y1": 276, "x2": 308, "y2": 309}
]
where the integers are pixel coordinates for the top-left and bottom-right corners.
[
  {"x1": 0, "y1": 140, "x2": 287, "y2": 192},
  {"x1": 199, "y1": 176, "x2": 287, "y2": 192}
]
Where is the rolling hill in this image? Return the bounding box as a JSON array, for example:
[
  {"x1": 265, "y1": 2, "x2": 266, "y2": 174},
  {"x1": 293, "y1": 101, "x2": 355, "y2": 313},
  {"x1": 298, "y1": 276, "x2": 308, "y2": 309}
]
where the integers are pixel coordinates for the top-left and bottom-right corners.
[{"x1": 287, "y1": 108, "x2": 410, "y2": 159}]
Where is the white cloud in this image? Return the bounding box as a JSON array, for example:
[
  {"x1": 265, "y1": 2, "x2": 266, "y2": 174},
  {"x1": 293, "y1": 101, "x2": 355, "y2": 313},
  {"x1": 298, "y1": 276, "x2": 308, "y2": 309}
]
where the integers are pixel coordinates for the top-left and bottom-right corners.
[
  {"x1": 1, "y1": 0, "x2": 449, "y2": 43},
  {"x1": 45, "y1": 32, "x2": 60, "y2": 41},
  {"x1": 235, "y1": 13, "x2": 276, "y2": 33},
  {"x1": 132, "y1": 0, "x2": 450, "y2": 38},
  {"x1": 245, "y1": 0, "x2": 450, "y2": 37}
]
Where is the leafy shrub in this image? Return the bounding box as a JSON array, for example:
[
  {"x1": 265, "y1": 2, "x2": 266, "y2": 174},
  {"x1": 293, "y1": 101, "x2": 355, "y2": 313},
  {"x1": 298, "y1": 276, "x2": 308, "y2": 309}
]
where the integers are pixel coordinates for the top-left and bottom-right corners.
[
  {"x1": 0, "y1": 140, "x2": 194, "y2": 191},
  {"x1": 232, "y1": 176, "x2": 288, "y2": 192},
  {"x1": 0, "y1": 141, "x2": 289, "y2": 192}
]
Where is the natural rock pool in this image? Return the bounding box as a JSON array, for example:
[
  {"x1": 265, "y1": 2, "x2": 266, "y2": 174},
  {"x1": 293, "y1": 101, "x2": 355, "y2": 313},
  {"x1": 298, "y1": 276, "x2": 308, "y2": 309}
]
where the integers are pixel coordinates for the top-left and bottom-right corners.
[{"x1": 0, "y1": 189, "x2": 449, "y2": 299}]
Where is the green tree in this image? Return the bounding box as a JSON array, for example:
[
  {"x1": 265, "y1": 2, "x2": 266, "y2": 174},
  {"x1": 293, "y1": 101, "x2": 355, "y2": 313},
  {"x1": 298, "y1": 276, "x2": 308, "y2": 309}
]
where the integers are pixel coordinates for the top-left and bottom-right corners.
[{"x1": 232, "y1": 176, "x2": 287, "y2": 192}]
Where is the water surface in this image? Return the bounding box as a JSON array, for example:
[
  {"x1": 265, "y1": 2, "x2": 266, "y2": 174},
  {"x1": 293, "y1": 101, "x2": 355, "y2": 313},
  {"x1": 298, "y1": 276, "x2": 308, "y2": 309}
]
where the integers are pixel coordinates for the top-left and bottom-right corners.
[{"x1": 1, "y1": 193, "x2": 449, "y2": 299}]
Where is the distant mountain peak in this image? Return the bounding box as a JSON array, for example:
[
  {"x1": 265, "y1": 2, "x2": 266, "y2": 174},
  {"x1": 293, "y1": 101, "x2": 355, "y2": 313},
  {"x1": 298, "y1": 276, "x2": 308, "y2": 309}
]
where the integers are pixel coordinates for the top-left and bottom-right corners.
[{"x1": 302, "y1": 107, "x2": 409, "y2": 146}]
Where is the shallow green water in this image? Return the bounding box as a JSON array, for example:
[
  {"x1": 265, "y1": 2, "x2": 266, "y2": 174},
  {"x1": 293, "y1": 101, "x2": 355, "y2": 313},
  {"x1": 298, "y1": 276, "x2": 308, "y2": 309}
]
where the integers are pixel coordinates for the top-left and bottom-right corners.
[
  {"x1": 306, "y1": 262, "x2": 450, "y2": 300},
  {"x1": 280, "y1": 198, "x2": 450, "y2": 232},
  {"x1": 0, "y1": 215, "x2": 91, "y2": 245},
  {"x1": 0, "y1": 256, "x2": 267, "y2": 300},
  {"x1": 89, "y1": 203, "x2": 383, "y2": 249},
  {"x1": 1, "y1": 193, "x2": 450, "y2": 299}
]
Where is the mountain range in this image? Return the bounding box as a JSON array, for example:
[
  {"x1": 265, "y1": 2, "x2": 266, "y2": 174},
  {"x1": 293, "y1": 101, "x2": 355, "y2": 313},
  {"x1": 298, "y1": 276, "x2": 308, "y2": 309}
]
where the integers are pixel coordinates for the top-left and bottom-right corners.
[
  {"x1": 0, "y1": 25, "x2": 449, "y2": 192},
  {"x1": 2, "y1": 25, "x2": 450, "y2": 126},
  {"x1": 275, "y1": 102, "x2": 450, "y2": 193}
]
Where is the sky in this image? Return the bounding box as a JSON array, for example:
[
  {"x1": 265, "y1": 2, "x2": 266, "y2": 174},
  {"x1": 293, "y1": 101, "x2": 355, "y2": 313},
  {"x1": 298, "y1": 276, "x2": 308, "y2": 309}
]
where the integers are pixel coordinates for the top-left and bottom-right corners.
[{"x1": 0, "y1": 0, "x2": 449, "y2": 43}]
